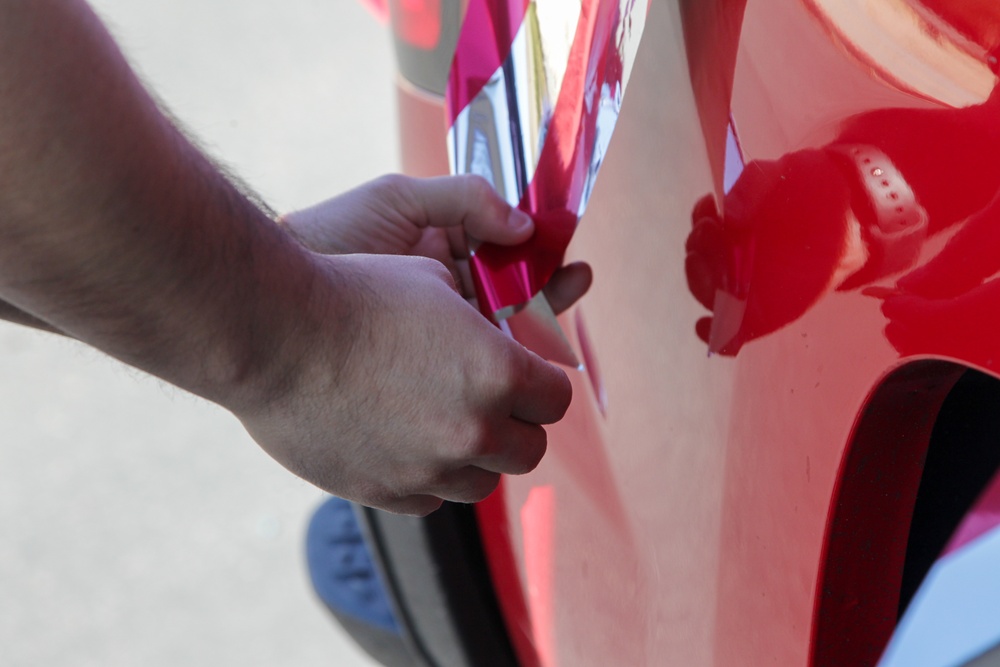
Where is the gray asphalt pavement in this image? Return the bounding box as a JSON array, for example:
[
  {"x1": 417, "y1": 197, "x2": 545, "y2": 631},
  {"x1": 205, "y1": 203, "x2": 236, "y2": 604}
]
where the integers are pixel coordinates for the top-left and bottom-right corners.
[{"x1": 0, "y1": 2, "x2": 399, "y2": 665}]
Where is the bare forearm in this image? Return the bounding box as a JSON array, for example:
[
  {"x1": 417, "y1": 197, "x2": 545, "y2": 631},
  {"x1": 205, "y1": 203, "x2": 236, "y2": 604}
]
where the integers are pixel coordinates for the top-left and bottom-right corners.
[
  {"x1": 0, "y1": 299, "x2": 60, "y2": 333},
  {"x1": 0, "y1": 0, "x2": 330, "y2": 407},
  {"x1": 0, "y1": 1, "x2": 578, "y2": 514}
]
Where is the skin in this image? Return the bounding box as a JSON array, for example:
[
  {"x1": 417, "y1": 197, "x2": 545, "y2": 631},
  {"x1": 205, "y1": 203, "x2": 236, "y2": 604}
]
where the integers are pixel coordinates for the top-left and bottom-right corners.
[{"x1": 0, "y1": 0, "x2": 589, "y2": 515}]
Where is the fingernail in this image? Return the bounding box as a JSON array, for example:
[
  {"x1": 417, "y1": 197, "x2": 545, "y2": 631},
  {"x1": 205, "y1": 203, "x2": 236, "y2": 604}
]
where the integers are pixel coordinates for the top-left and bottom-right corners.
[{"x1": 508, "y1": 208, "x2": 533, "y2": 232}]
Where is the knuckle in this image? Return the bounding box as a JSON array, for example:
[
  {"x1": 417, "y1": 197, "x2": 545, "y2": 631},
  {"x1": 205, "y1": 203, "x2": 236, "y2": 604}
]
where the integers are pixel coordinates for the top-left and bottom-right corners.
[
  {"x1": 468, "y1": 472, "x2": 502, "y2": 502},
  {"x1": 492, "y1": 339, "x2": 525, "y2": 391},
  {"x1": 412, "y1": 255, "x2": 459, "y2": 291},
  {"x1": 534, "y1": 362, "x2": 573, "y2": 423},
  {"x1": 551, "y1": 369, "x2": 573, "y2": 419},
  {"x1": 363, "y1": 480, "x2": 444, "y2": 517},
  {"x1": 373, "y1": 172, "x2": 412, "y2": 195},
  {"x1": 513, "y1": 427, "x2": 548, "y2": 474},
  {"x1": 460, "y1": 173, "x2": 493, "y2": 199},
  {"x1": 452, "y1": 418, "x2": 494, "y2": 460},
  {"x1": 432, "y1": 259, "x2": 459, "y2": 287},
  {"x1": 374, "y1": 173, "x2": 420, "y2": 215},
  {"x1": 356, "y1": 494, "x2": 398, "y2": 515},
  {"x1": 395, "y1": 495, "x2": 444, "y2": 517},
  {"x1": 459, "y1": 175, "x2": 501, "y2": 216},
  {"x1": 447, "y1": 469, "x2": 502, "y2": 504}
]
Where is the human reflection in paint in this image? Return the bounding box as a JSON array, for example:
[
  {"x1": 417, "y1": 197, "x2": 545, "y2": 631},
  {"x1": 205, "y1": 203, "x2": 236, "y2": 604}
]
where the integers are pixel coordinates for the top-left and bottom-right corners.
[{"x1": 685, "y1": 81, "x2": 1000, "y2": 360}]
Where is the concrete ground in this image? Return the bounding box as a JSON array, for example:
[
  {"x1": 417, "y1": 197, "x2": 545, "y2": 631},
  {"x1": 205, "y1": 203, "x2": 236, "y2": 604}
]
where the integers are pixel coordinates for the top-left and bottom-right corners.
[{"x1": 0, "y1": 1, "x2": 400, "y2": 665}]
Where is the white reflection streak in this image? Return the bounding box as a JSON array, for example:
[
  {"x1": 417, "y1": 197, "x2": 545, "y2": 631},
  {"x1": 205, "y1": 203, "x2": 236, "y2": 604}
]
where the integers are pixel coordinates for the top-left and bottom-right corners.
[
  {"x1": 578, "y1": 81, "x2": 621, "y2": 217},
  {"x1": 577, "y1": 0, "x2": 647, "y2": 216},
  {"x1": 617, "y1": 0, "x2": 647, "y2": 99},
  {"x1": 449, "y1": 69, "x2": 522, "y2": 206},
  {"x1": 512, "y1": 1, "x2": 582, "y2": 186}
]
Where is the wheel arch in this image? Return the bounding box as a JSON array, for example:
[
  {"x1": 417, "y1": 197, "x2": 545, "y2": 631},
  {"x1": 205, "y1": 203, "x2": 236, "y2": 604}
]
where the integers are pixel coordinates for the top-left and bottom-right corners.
[{"x1": 811, "y1": 359, "x2": 968, "y2": 667}]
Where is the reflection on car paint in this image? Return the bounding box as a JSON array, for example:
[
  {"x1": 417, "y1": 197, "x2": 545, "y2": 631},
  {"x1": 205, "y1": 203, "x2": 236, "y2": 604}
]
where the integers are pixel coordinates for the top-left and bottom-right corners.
[
  {"x1": 686, "y1": 83, "x2": 1000, "y2": 360},
  {"x1": 804, "y1": 0, "x2": 995, "y2": 107},
  {"x1": 699, "y1": 2, "x2": 1000, "y2": 665},
  {"x1": 722, "y1": 116, "x2": 745, "y2": 195},
  {"x1": 366, "y1": 0, "x2": 1000, "y2": 665}
]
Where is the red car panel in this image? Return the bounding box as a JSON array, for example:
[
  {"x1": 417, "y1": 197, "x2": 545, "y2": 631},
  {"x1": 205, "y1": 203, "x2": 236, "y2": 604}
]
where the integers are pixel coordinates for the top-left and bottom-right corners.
[{"x1": 381, "y1": 1, "x2": 1000, "y2": 664}]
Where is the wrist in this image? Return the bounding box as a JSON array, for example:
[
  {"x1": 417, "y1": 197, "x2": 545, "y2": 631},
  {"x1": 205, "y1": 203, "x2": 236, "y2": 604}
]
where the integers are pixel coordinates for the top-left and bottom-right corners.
[{"x1": 209, "y1": 247, "x2": 364, "y2": 421}]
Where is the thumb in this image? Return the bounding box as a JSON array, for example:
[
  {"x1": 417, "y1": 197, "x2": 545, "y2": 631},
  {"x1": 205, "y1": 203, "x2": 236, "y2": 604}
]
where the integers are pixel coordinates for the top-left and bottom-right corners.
[{"x1": 406, "y1": 175, "x2": 535, "y2": 246}]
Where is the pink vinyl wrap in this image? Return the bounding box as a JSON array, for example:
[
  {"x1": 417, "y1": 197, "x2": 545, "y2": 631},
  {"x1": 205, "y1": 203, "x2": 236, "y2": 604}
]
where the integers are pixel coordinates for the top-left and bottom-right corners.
[{"x1": 447, "y1": 0, "x2": 646, "y2": 316}]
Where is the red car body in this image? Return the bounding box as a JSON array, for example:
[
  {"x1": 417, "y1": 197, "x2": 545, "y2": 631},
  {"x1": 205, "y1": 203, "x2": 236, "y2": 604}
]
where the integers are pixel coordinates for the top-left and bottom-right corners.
[{"x1": 340, "y1": 1, "x2": 1000, "y2": 665}]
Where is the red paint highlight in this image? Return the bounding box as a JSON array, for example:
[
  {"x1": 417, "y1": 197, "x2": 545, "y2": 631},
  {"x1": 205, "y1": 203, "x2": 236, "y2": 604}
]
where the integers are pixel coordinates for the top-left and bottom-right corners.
[
  {"x1": 357, "y1": 0, "x2": 390, "y2": 23},
  {"x1": 521, "y1": 486, "x2": 557, "y2": 667},
  {"x1": 390, "y1": 0, "x2": 442, "y2": 49},
  {"x1": 475, "y1": 484, "x2": 542, "y2": 667}
]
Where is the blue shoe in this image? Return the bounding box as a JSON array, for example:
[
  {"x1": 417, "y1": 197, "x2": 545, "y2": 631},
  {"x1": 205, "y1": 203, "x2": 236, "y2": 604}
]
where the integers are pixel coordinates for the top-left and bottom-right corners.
[{"x1": 305, "y1": 496, "x2": 413, "y2": 666}]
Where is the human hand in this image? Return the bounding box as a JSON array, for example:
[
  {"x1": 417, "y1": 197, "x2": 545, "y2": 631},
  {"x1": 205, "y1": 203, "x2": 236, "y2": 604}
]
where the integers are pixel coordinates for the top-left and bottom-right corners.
[
  {"x1": 233, "y1": 175, "x2": 593, "y2": 515},
  {"x1": 685, "y1": 150, "x2": 853, "y2": 353},
  {"x1": 280, "y1": 174, "x2": 592, "y2": 314},
  {"x1": 237, "y1": 251, "x2": 573, "y2": 515},
  {"x1": 0, "y1": 0, "x2": 578, "y2": 518}
]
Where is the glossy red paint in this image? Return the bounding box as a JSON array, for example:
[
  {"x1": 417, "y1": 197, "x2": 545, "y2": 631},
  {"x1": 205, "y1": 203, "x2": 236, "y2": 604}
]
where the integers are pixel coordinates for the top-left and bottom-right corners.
[
  {"x1": 813, "y1": 362, "x2": 963, "y2": 666},
  {"x1": 396, "y1": 81, "x2": 450, "y2": 178},
  {"x1": 388, "y1": 0, "x2": 443, "y2": 49},
  {"x1": 356, "y1": 0, "x2": 390, "y2": 23},
  {"x1": 395, "y1": 0, "x2": 1000, "y2": 664},
  {"x1": 475, "y1": 487, "x2": 542, "y2": 667},
  {"x1": 520, "y1": 485, "x2": 557, "y2": 667}
]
